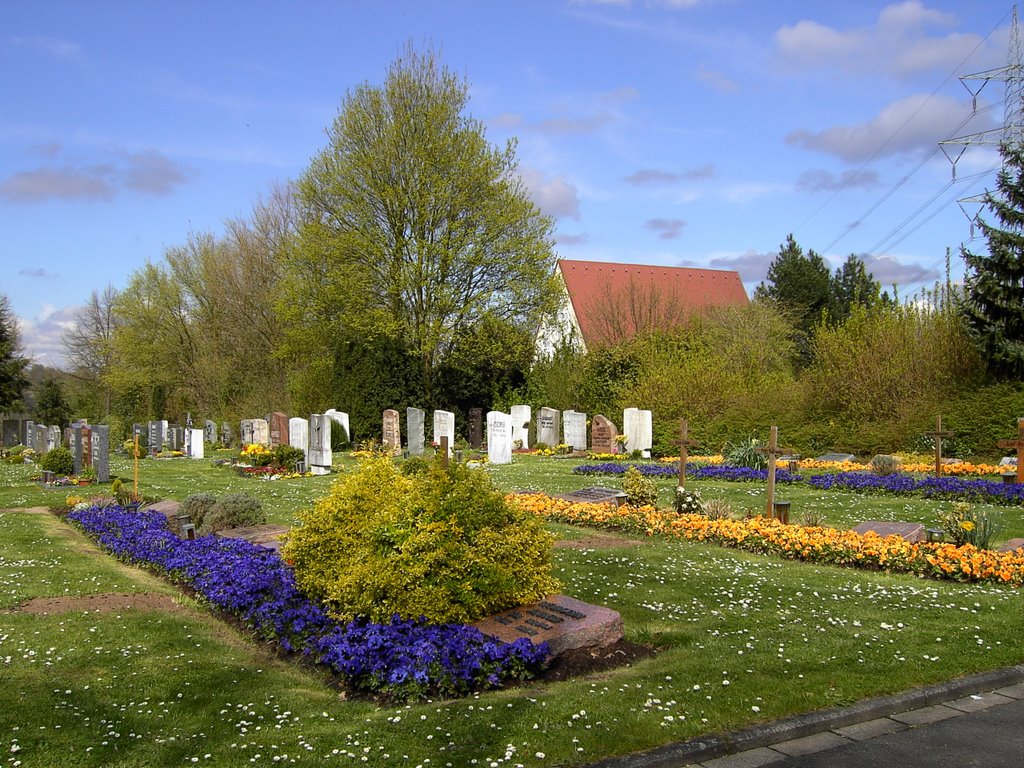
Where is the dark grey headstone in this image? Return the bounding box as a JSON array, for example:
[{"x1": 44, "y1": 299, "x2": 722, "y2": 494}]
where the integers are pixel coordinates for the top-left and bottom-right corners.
[
  {"x1": 204, "y1": 419, "x2": 218, "y2": 445},
  {"x1": 220, "y1": 422, "x2": 232, "y2": 447},
  {"x1": 2, "y1": 419, "x2": 20, "y2": 447},
  {"x1": 23, "y1": 420, "x2": 35, "y2": 451},
  {"x1": 168, "y1": 426, "x2": 184, "y2": 452},
  {"x1": 91, "y1": 425, "x2": 110, "y2": 482},
  {"x1": 815, "y1": 453, "x2": 856, "y2": 463},
  {"x1": 852, "y1": 521, "x2": 926, "y2": 543},
  {"x1": 34, "y1": 424, "x2": 47, "y2": 453},
  {"x1": 71, "y1": 426, "x2": 85, "y2": 475},
  {"x1": 469, "y1": 407, "x2": 483, "y2": 450}
]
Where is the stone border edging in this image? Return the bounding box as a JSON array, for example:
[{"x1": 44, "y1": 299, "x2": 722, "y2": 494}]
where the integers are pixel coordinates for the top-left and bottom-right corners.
[{"x1": 585, "y1": 664, "x2": 1024, "y2": 768}]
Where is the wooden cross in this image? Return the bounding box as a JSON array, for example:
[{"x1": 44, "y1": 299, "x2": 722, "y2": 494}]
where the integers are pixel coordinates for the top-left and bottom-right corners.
[
  {"x1": 924, "y1": 415, "x2": 954, "y2": 477},
  {"x1": 754, "y1": 426, "x2": 787, "y2": 519},
  {"x1": 997, "y1": 417, "x2": 1024, "y2": 484},
  {"x1": 676, "y1": 418, "x2": 701, "y2": 488},
  {"x1": 133, "y1": 434, "x2": 140, "y2": 500}
]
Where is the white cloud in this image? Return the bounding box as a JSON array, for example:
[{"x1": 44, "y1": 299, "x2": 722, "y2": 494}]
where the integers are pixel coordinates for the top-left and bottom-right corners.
[
  {"x1": 707, "y1": 249, "x2": 775, "y2": 282},
  {"x1": 863, "y1": 254, "x2": 940, "y2": 284},
  {"x1": 774, "y1": 1, "x2": 1004, "y2": 79},
  {"x1": 518, "y1": 167, "x2": 581, "y2": 220},
  {"x1": 625, "y1": 164, "x2": 715, "y2": 185},
  {"x1": 16, "y1": 304, "x2": 79, "y2": 367},
  {"x1": 786, "y1": 93, "x2": 993, "y2": 163},
  {"x1": 645, "y1": 218, "x2": 686, "y2": 240}
]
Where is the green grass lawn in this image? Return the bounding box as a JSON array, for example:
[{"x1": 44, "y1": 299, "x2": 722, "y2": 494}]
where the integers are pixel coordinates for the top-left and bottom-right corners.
[{"x1": 2, "y1": 451, "x2": 1024, "y2": 766}]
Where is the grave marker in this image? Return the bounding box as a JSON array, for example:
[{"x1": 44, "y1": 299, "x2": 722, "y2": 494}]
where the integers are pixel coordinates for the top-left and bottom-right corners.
[
  {"x1": 91, "y1": 425, "x2": 110, "y2": 481},
  {"x1": 510, "y1": 405, "x2": 531, "y2": 449},
  {"x1": 815, "y1": 452, "x2": 855, "y2": 463},
  {"x1": 590, "y1": 414, "x2": 618, "y2": 454},
  {"x1": 675, "y1": 418, "x2": 701, "y2": 488},
  {"x1": 188, "y1": 428, "x2": 205, "y2": 459},
  {"x1": 383, "y1": 409, "x2": 401, "y2": 454},
  {"x1": 23, "y1": 420, "x2": 35, "y2": 452},
  {"x1": 204, "y1": 419, "x2": 218, "y2": 445},
  {"x1": 469, "y1": 407, "x2": 483, "y2": 450},
  {"x1": 324, "y1": 409, "x2": 350, "y2": 444},
  {"x1": 34, "y1": 424, "x2": 47, "y2": 454},
  {"x1": 562, "y1": 410, "x2": 587, "y2": 452},
  {"x1": 997, "y1": 417, "x2": 1024, "y2": 484},
  {"x1": 308, "y1": 414, "x2": 332, "y2": 474},
  {"x1": 221, "y1": 422, "x2": 232, "y2": 447},
  {"x1": 270, "y1": 412, "x2": 289, "y2": 448},
  {"x1": 433, "y1": 410, "x2": 455, "y2": 455},
  {"x1": 251, "y1": 418, "x2": 270, "y2": 447},
  {"x1": 537, "y1": 407, "x2": 560, "y2": 446},
  {"x1": 755, "y1": 426, "x2": 787, "y2": 520},
  {"x1": 622, "y1": 408, "x2": 653, "y2": 457},
  {"x1": 852, "y1": 521, "x2": 927, "y2": 543},
  {"x1": 472, "y1": 594, "x2": 624, "y2": 656},
  {"x1": 924, "y1": 415, "x2": 955, "y2": 477},
  {"x1": 47, "y1": 425, "x2": 61, "y2": 452},
  {"x1": 289, "y1": 417, "x2": 309, "y2": 463},
  {"x1": 2, "y1": 419, "x2": 19, "y2": 447},
  {"x1": 486, "y1": 410, "x2": 512, "y2": 464},
  {"x1": 407, "y1": 407, "x2": 425, "y2": 455}
]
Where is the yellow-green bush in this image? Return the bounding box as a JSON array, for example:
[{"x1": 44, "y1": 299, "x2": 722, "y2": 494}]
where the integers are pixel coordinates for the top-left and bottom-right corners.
[{"x1": 282, "y1": 456, "x2": 559, "y2": 624}]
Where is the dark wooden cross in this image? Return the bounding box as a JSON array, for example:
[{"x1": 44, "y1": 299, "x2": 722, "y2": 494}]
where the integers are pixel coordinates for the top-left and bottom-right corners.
[
  {"x1": 676, "y1": 418, "x2": 701, "y2": 488},
  {"x1": 924, "y1": 415, "x2": 954, "y2": 477},
  {"x1": 133, "y1": 434, "x2": 140, "y2": 500},
  {"x1": 755, "y1": 426, "x2": 786, "y2": 519},
  {"x1": 440, "y1": 435, "x2": 450, "y2": 470},
  {"x1": 997, "y1": 417, "x2": 1024, "y2": 484}
]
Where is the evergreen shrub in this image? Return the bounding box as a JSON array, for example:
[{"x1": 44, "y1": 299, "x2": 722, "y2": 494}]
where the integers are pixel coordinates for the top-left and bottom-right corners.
[
  {"x1": 180, "y1": 492, "x2": 218, "y2": 530},
  {"x1": 622, "y1": 465, "x2": 658, "y2": 507},
  {"x1": 282, "y1": 457, "x2": 559, "y2": 624},
  {"x1": 200, "y1": 492, "x2": 265, "y2": 534},
  {"x1": 40, "y1": 446, "x2": 74, "y2": 476}
]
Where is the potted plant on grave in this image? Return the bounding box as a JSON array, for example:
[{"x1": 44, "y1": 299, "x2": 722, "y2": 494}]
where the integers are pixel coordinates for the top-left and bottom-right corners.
[{"x1": 77, "y1": 466, "x2": 98, "y2": 486}]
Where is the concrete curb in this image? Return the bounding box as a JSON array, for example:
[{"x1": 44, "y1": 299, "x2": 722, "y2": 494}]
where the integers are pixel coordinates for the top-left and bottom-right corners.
[{"x1": 586, "y1": 664, "x2": 1024, "y2": 768}]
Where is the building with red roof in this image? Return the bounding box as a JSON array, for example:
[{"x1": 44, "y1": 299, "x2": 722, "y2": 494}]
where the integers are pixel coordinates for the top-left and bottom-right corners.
[{"x1": 536, "y1": 259, "x2": 749, "y2": 355}]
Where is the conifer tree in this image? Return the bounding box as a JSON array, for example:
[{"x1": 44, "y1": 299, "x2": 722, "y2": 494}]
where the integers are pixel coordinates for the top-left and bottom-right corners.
[
  {"x1": 961, "y1": 142, "x2": 1024, "y2": 378},
  {"x1": 0, "y1": 294, "x2": 29, "y2": 412}
]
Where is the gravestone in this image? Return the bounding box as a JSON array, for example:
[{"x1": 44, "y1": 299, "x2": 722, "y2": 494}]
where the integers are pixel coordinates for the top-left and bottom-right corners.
[
  {"x1": 562, "y1": 410, "x2": 587, "y2": 452},
  {"x1": 591, "y1": 414, "x2": 618, "y2": 454},
  {"x1": 91, "y1": 425, "x2": 110, "y2": 482},
  {"x1": 472, "y1": 594, "x2": 623, "y2": 657},
  {"x1": 34, "y1": 424, "x2": 47, "y2": 453},
  {"x1": 382, "y1": 409, "x2": 401, "y2": 454},
  {"x1": 23, "y1": 420, "x2": 35, "y2": 452},
  {"x1": 1000, "y1": 456, "x2": 1018, "y2": 466},
  {"x1": 270, "y1": 412, "x2": 289, "y2": 448},
  {"x1": 555, "y1": 487, "x2": 624, "y2": 505},
  {"x1": 537, "y1": 407, "x2": 560, "y2": 447},
  {"x1": 622, "y1": 408, "x2": 653, "y2": 457},
  {"x1": 510, "y1": 405, "x2": 531, "y2": 450},
  {"x1": 204, "y1": 419, "x2": 218, "y2": 445},
  {"x1": 220, "y1": 422, "x2": 232, "y2": 447},
  {"x1": 168, "y1": 426, "x2": 184, "y2": 452},
  {"x1": 188, "y1": 428, "x2": 204, "y2": 459},
  {"x1": 251, "y1": 418, "x2": 270, "y2": 446},
  {"x1": 486, "y1": 410, "x2": 513, "y2": 464},
  {"x1": 148, "y1": 420, "x2": 164, "y2": 453},
  {"x1": 433, "y1": 410, "x2": 455, "y2": 454},
  {"x1": 240, "y1": 419, "x2": 255, "y2": 446},
  {"x1": 324, "y1": 409, "x2": 350, "y2": 444},
  {"x1": 468, "y1": 407, "x2": 484, "y2": 450},
  {"x1": 815, "y1": 452, "x2": 856, "y2": 463},
  {"x1": 2, "y1": 419, "x2": 20, "y2": 447},
  {"x1": 308, "y1": 414, "x2": 332, "y2": 474},
  {"x1": 852, "y1": 521, "x2": 927, "y2": 543},
  {"x1": 289, "y1": 417, "x2": 309, "y2": 462},
  {"x1": 72, "y1": 425, "x2": 92, "y2": 475},
  {"x1": 47, "y1": 425, "x2": 62, "y2": 452},
  {"x1": 406, "y1": 407, "x2": 426, "y2": 456}
]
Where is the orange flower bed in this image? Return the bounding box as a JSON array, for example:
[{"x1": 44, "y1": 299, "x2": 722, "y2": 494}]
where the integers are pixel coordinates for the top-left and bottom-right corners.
[{"x1": 507, "y1": 493, "x2": 1024, "y2": 588}]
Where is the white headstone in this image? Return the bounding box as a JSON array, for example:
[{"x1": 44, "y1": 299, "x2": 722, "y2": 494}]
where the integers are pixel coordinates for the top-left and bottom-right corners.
[
  {"x1": 563, "y1": 410, "x2": 588, "y2": 451},
  {"x1": 46, "y1": 425, "x2": 61, "y2": 452},
  {"x1": 188, "y1": 428, "x2": 205, "y2": 459},
  {"x1": 407, "y1": 407, "x2": 426, "y2": 456},
  {"x1": 510, "y1": 405, "x2": 531, "y2": 450},
  {"x1": 486, "y1": 411, "x2": 513, "y2": 464},
  {"x1": 252, "y1": 418, "x2": 270, "y2": 446},
  {"x1": 308, "y1": 414, "x2": 333, "y2": 474},
  {"x1": 433, "y1": 410, "x2": 455, "y2": 454},
  {"x1": 537, "y1": 407, "x2": 560, "y2": 447},
  {"x1": 324, "y1": 409, "x2": 350, "y2": 444},
  {"x1": 240, "y1": 419, "x2": 254, "y2": 446},
  {"x1": 623, "y1": 408, "x2": 653, "y2": 458},
  {"x1": 289, "y1": 417, "x2": 309, "y2": 462}
]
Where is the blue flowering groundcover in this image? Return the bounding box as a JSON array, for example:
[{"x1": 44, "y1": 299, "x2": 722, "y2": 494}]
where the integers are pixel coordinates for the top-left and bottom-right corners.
[{"x1": 66, "y1": 505, "x2": 548, "y2": 701}]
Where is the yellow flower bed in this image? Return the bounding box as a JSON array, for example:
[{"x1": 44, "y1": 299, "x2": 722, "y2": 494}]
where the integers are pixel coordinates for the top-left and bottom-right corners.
[
  {"x1": 507, "y1": 493, "x2": 1024, "y2": 588},
  {"x1": 240, "y1": 443, "x2": 271, "y2": 458},
  {"x1": 899, "y1": 461, "x2": 1004, "y2": 476}
]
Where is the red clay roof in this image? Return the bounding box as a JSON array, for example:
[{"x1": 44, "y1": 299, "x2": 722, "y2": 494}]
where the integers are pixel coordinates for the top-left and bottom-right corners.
[{"x1": 558, "y1": 259, "x2": 749, "y2": 346}]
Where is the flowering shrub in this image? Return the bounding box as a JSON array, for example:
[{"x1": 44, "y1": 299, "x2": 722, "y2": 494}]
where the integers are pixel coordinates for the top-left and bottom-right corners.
[
  {"x1": 673, "y1": 486, "x2": 704, "y2": 515},
  {"x1": 507, "y1": 493, "x2": 1024, "y2": 587},
  {"x1": 622, "y1": 466, "x2": 658, "y2": 507},
  {"x1": 66, "y1": 505, "x2": 548, "y2": 700}
]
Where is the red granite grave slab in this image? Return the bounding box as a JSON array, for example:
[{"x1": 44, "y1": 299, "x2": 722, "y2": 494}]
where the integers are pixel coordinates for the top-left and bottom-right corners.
[
  {"x1": 998, "y1": 538, "x2": 1024, "y2": 553},
  {"x1": 472, "y1": 594, "x2": 623, "y2": 656},
  {"x1": 852, "y1": 521, "x2": 926, "y2": 543},
  {"x1": 215, "y1": 524, "x2": 290, "y2": 551}
]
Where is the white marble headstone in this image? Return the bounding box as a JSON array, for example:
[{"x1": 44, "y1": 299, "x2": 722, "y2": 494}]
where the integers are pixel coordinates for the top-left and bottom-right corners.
[
  {"x1": 486, "y1": 411, "x2": 513, "y2": 464},
  {"x1": 537, "y1": 407, "x2": 560, "y2": 447},
  {"x1": 324, "y1": 409, "x2": 350, "y2": 444},
  {"x1": 308, "y1": 414, "x2": 333, "y2": 474},
  {"x1": 252, "y1": 418, "x2": 270, "y2": 446},
  {"x1": 188, "y1": 428, "x2": 205, "y2": 459},
  {"x1": 407, "y1": 407, "x2": 426, "y2": 455},
  {"x1": 289, "y1": 417, "x2": 309, "y2": 461},
  {"x1": 510, "y1": 405, "x2": 531, "y2": 450},
  {"x1": 433, "y1": 410, "x2": 455, "y2": 454},
  {"x1": 623, "y1": 408, "x2": 653, "y2": 458},
  {"x1": 562, "y1": 410, "x2": 587, "y2": 451}
]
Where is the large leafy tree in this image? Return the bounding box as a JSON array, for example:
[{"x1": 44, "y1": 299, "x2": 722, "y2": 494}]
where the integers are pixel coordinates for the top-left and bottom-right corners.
[
  {"x1": 33, "y1": 377, "x2": 72, "y2": 427},
  {"x1": 961, "y1": 142, "x2": 1024, "y2": 378},
  {"x1": 291, "y1": 44, "x2": 559, "y2": 405},
  {"x1": 0, "y1": 294, "x2": 29, "y2": 413}
]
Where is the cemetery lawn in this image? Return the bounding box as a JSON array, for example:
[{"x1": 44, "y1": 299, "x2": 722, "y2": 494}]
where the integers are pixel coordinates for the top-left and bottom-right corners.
[{"x1": 2, "y1": 454, "x2": 1024, "y2": 766}]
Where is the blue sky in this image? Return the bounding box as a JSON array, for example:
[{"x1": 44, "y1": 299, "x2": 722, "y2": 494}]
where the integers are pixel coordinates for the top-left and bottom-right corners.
[{"x1": 1, "y1": 0, "x2": 1013, "y2": 366}]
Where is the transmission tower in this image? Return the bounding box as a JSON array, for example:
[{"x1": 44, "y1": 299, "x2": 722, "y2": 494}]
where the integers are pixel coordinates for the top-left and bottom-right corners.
[{"x1": 939, "y1": 4, "x2": 1024, "y2": 233}]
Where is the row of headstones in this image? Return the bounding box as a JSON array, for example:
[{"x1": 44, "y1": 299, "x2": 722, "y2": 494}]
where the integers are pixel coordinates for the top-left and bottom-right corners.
[
  {"x1": 135, "y1": 420, "x2": 222, "y2": 460},
  {"x1": 237, "y1": 410, "x2": 351, "y2": 475},
  {"x1": 2, "y1": 417, "x2": 110, "y2": 482},
  {"x1": 2, "y1": 417, "x2": 62, "y2": 455},
  {"x1": 377, "y1": 406, "x2": 654, "y2": 466}
]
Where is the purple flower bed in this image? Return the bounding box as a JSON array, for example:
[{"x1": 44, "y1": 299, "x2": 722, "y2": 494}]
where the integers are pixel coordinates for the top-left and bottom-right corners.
[
  {"x1": 66, "y1": 505, "x2": 548, "y2": 700},
  {"x1": 573, "y1": 463, "x2": 803, "y2": 483},
  {"x1": 808, "y1": 472, "x2": 1024, "y2": 505}
]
